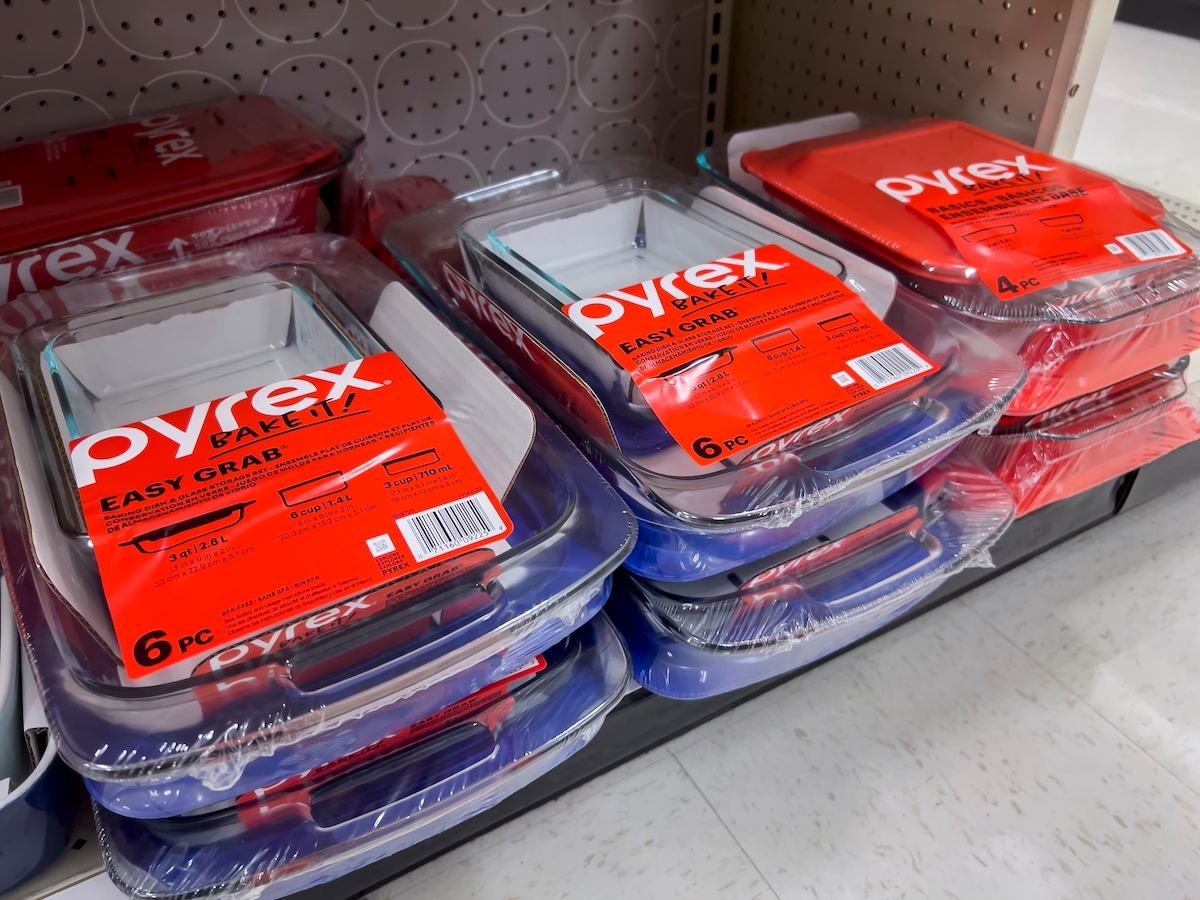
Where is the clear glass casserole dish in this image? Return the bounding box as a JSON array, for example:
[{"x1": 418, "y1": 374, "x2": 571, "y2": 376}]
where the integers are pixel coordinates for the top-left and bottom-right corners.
[
  {"x1": 95, "y1": 614, "x2": 629, "y2": 900},
  {"x1": 962, "y1": 359, "x2": 1200, "y2": 516},
  {"x1": 0, "y1": 235, "x2": 635, "y2": 817},
  {"x1": 381, "y1": 157, "x2": 1024, "y2": 581}
]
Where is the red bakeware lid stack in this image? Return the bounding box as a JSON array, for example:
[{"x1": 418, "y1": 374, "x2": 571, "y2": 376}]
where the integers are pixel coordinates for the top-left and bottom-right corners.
[
  {"x1": 0, "y1": 94, "x2": 347, "y2": 258},
  {"x1": 741, "y1": 118, "x2": 1193, "y2": 316}
]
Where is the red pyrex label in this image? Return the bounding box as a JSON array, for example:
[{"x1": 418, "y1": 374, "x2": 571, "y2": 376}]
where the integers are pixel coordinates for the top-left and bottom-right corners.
[
  {"x1": 0, "y1": 187, "x2": 321, "y2": 305},
  {"x1": 234, "y1": 654, "x2": 545, "y2": 825},
  {"x1": 0, "y1": 96, "x2": 339, "y2": 258},
  {"x1": 562, "y1": 244, "x2": 938, "y2": 464},
  {"x1": 70, "y1": 352, "x2": 512, "y2": 679},
  {"x1": 880, "y1": 151, "x2": 1191, "y2": 298}
]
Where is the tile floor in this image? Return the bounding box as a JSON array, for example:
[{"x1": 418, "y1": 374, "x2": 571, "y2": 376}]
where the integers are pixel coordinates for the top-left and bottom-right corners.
[
  {"x1": 374, "y1": 478, "x2": 1200, "y2": 900},
  {"x1": 1074, "y1": 23, "x2": 1200, "y2": 204},
  {"x1": 371, "y1": 22, "x2": 1200, "y2": 900}
]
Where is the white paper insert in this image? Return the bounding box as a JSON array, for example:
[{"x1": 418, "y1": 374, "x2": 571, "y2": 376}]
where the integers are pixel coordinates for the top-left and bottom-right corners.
[{"x1": 725, "y1": 112, "x2": 866, "y2": 197}]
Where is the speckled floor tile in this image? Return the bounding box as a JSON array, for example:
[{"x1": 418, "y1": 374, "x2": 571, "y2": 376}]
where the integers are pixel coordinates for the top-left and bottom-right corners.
[
  {"x1": 968, "y1": 473, "x2": 1200, "y2": 799},
  {"x1": 369, "y1": 752, "x2": 777, "y2": 900},
  {"x1": 673, "y1": 600, "x2": 1200, "y2": 900}
]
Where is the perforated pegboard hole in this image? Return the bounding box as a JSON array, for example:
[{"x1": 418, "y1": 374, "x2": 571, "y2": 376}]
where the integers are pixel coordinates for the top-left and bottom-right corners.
[
  {"x1": 576, "y1": 15, "x2": 659, "y2": 112},
  {"x1": 488, "y1": 135, "x2": 568, "y2": 181},
  {"x1": 377, "y1": 41, "x2": 473, "y2": 145},
  {"x1": 92, "y1": 0, "x2": 222, "y2": 59},
  {"x1": 0, "y1": 0, "x2": 84, "y2": 78},
  {"x1": 481, "y1": 0, "x2": 552, "y2": 15},
  {"x1": 3, "y1": 0, "x2": 700, "y2": 198},
  {"x1": 401, "y1": 152, "x2": 481, "y2": 190},
  {"x1": 263, "y1": 54, "x2": 369, "y2": 130},
  {"x1": 481, "y1": 27, "x2": 569, "y2": 128},
  {"x1": 0, "y1": 89, "x2": 108, "y2": 144},
  {"x1": 236, "y1": 0, "x2": 348, "y2": 45},
  {"x1": 129, "y1": 71, "x2": 236, "y2": 116},
  {"x1": 1162, "y1": 195, "x2": 1200, "y2": 230},
  {"x1": 364, "y1": 0, "x2": 456, "y2": 29},
  {"x1": 664, "y1": 5, "x2": 703, "y2": 98},
  {"x1": 581, "y1": 119, "x2": 654, "y2": 158}
]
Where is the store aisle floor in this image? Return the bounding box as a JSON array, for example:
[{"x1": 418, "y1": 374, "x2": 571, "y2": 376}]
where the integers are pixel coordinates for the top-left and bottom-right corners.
[
  {"x1": 374, "y1": 476, "x2": 1200, "y2": 899},
  {"x1": 1074, "y1": 22, "x2": 1200, "y2": 204},
  {"x1": 372, "y1": 23, "x2": 1200, "y2": 900}
]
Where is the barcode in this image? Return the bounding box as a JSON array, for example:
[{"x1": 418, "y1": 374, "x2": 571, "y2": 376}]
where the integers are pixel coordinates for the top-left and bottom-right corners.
[
  {"x1": 0, "y1": 185, "x2": 22, "y2": 211},
  {"x1": 845, "y1": 343, "x2": 932, "y2": 390},
  {"x1": 396, "y1": 492, "x2": 507, "y2": 562},
  {"x1": 1116, "y1": 228, "x2": 1187, "y2": 262}
]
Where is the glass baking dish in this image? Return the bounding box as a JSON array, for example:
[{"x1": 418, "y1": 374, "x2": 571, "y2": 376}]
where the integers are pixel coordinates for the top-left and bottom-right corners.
[
  {"x1": 962, "y1": 359, "x2": 1200, "y2": 516},
  {"x1": 382, "y1": 157, "x2": 1024, "y2": 579},
  {"x1": 608, "y1": 455, "x2": 1013, "y2": 698},
  {"x1": 0, "y1": 94, "x2": 356, "y2": 259},
  {"x1": 95, "y1": 614, "x2": 629, "y2": 900},
  {"x1": 22, "y1": 276, "x2": 364, "y2": 536},
  {"x1": 0, "y1": 597, "x2": 77, "y2": 896},
  {"x1": 0, "y1": 235, "x2": 635, "y2": 818}
]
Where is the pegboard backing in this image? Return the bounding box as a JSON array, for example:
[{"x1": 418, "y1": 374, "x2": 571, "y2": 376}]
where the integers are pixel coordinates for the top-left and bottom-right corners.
[
  {"x1": 0, "y1": 0, "x2": 706, "y2": 189},
  {"x1": 724, "y1": 0, "x2": 1095, "y2": 148},
  {"x1": 1160, "y1": 193, "x2": 1200, "y2": 230}
]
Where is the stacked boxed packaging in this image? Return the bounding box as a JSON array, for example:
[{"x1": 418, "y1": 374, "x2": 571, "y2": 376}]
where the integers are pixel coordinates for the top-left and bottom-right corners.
[
  {"x1": 0, "y1": 94, "x2": 362, "y2": 308},
  {"x1": 381, "y1": 156, "x2": 1023, "y2": 698},
  {"x1": 700, "y1": 114, "x2": 1200, "y2": 515},
  {"x1": 6, "y1": 100, "x2": 1193, "y2": 896},
  {"x1": 0, "y1": 234, "x2": 634, "y2": 896}
]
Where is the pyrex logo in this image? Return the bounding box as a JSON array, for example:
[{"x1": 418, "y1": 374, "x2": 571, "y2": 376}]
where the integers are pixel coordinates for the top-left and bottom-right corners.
[
  {"x1": 0, "y1": 231, "x2": 145, "y2": 304},
  {"x1": 70, "y1": 360, "x2": 384, "y2": 487},
  {"x1": 442, "y1": 262, "x2": 531, "y2": 356},
  {"x1": 875, "y1": 155, "x2": 1056, "y2": 203},
  {"x1": 135, "y1": 113, "x2": 204, "y2": 166},
  {"x1": 196, "y1": 597, "x2": 375, "y2": 673},
  {"x1": 565, "y1": 248, "x2": 787, "y2": 339}
]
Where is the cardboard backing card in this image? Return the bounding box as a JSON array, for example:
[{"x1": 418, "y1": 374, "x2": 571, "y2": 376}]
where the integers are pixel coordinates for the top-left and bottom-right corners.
[
  {"x1": 73, "y1": 351, "x2": 515, "y2": 680},
  {"x1": 561, "y1": 243, "x2": 936, "y2": 465}
]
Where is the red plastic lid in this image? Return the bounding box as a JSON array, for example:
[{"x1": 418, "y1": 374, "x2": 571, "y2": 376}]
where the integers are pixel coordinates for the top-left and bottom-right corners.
[
  {"x1": 741, "y1": 119, "x2": 1168, "y2": 285},
  {"x1": 993, "y1": 359, "x2": 1187, "y2": 440},
  {"x1": 0, "y1": 94, "x2": 345, "y2": 256}
]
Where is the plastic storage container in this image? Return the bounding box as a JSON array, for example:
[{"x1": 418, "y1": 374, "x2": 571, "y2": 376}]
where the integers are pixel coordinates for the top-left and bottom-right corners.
[
  {"x1": 700, "y1": 114, "x2": 1200, "y2": 416},
  {"x1": 0, "y1": 94, "x2": 362, "y2": 305},
  {"x1": 95, "y1": 614, "x2": 628, "y2": 900},
  {"x1": 608, "y1": 455, "x2": 1014, "y2": 699},
  {"x1": 382, "y1": 157, "x2": 1024, "y2": 581},
  {"x1": 0, "y1": 586, "x2": 77, "y2": 895},
  {"x1": 962, "y1": 359, "x2": 1200, "y2": 516},
  {"x1": 0, "y1": 235, "x2": 635, "y2": 819}
]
